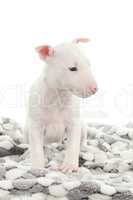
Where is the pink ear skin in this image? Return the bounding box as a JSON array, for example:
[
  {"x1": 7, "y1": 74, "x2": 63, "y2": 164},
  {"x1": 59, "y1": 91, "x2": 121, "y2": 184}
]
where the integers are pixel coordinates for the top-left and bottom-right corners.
[
  {"x1": 73, "y1": 38, "x2": 91, "y2": 43},
  {"x1": 36, "y1": 45, "x2": 54, "y2": 60}
]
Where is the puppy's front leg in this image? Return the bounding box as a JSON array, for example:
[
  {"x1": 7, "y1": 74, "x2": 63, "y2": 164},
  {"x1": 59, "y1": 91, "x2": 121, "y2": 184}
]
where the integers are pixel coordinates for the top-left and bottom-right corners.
[
  {"x1": 29, "y1": 120, "x2": 45, "y2": 169},
  {"x1": 59, "y1": 123, "x2": 81, "y2": 173},
  {"x1": 81, "y1": 123, "x2": 89, "y2": 150}
]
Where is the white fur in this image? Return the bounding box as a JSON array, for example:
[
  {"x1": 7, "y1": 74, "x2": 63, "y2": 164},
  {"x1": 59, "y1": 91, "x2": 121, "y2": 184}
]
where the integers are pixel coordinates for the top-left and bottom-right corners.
[{"x1": 25, "y1": 41, "x2": 97, "y2": 172}]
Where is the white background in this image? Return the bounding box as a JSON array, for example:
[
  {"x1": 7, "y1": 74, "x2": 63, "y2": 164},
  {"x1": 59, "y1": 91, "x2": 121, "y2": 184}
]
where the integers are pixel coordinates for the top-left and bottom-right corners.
[{"x1": 0, "y1": 0, "x2": 133, "y2": 126}]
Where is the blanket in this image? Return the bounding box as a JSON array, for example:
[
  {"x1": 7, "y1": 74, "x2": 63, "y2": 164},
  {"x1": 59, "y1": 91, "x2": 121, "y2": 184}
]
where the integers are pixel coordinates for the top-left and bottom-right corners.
[{"x1": 0, "y1": 117, "x2": 133, "y2": 200}]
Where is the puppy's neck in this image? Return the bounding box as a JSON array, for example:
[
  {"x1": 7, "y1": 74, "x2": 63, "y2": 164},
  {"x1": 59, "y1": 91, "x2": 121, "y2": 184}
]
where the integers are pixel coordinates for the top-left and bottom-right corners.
[{"x1": 41, "y1": 72, "x2": 72, "y2": 109}]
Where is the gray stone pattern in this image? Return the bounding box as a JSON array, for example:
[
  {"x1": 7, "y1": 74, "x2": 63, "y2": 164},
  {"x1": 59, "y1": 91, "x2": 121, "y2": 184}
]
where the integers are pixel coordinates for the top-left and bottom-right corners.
[{"x1": 0, "y1": 118, "x2": 133, "y2": 199}]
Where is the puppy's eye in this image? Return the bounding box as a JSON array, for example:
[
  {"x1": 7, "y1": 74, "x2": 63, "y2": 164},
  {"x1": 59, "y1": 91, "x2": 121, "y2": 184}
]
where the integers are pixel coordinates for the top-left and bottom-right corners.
[{"x1": 69, "y1": 67, "x2": 78, "y2": 71}]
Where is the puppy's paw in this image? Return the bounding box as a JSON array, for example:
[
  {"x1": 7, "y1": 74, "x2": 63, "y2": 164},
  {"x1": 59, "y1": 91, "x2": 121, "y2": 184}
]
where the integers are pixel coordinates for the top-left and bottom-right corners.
[
  {"x1": 31, "y1": 165, "x2": 45, "y2": 170},
  {"x1": 31, "y1": 161, "x2": 46, "y2": 169},
  {"x1": 58, "y1": 162, "x2": 79, "y2": 173}
]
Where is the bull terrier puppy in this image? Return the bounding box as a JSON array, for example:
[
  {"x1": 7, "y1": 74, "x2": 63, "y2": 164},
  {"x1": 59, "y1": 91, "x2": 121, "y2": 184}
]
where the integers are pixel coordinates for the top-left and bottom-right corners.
[{"x1": 25, "y1": 38, "x2": 98, "y2": 173}]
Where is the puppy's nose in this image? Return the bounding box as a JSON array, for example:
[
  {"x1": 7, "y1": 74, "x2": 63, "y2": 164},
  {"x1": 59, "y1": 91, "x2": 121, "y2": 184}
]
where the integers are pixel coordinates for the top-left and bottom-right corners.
[{"x1": 89, "y1": 84, "x2": 98, "y2": 94}]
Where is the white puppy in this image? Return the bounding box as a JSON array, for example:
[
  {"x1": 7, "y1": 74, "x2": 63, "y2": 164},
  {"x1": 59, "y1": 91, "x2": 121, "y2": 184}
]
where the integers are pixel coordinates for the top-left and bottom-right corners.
[{"x1": 25, "y1": 38, "x2": 98, "y2": 172}]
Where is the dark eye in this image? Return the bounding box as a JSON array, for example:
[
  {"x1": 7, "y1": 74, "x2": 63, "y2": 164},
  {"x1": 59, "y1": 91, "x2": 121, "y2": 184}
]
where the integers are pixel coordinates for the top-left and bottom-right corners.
[{"x1": 69, "y1": 67, "x2": 78, "y2": 71}]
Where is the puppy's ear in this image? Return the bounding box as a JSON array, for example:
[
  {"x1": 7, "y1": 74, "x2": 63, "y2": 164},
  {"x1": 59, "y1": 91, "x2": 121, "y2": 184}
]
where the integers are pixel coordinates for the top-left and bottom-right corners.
[
  {"x1": 73, "y1": 38, "x2": 90, "y2": 43},
  {"x1": 36, "y1": 45, "x2": 55, "y2": 60}
]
